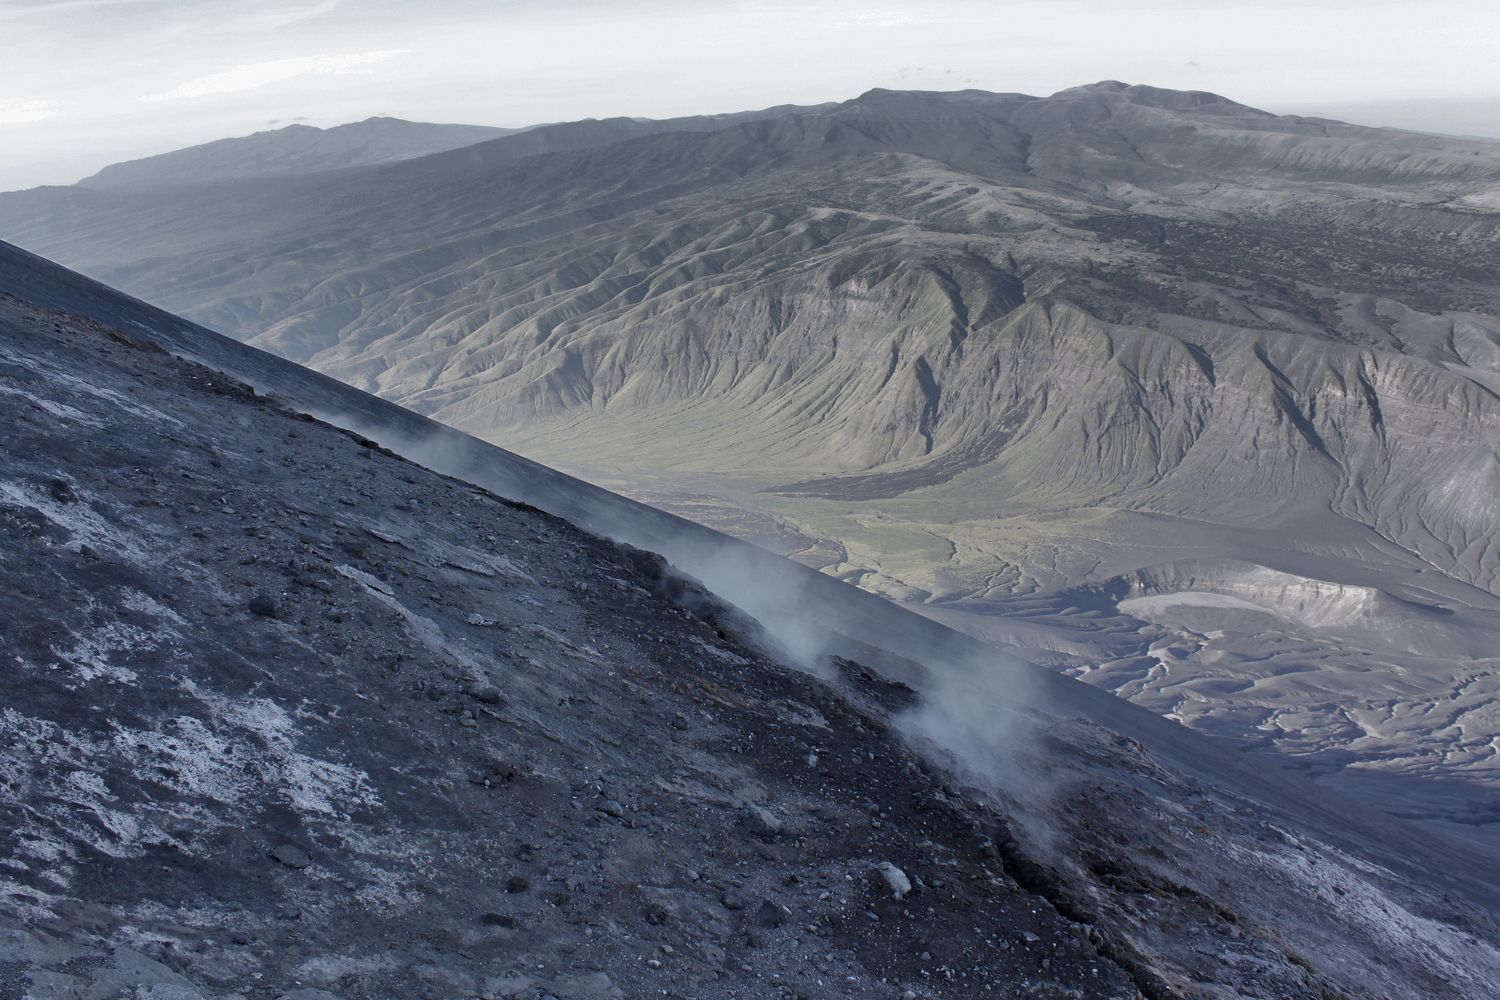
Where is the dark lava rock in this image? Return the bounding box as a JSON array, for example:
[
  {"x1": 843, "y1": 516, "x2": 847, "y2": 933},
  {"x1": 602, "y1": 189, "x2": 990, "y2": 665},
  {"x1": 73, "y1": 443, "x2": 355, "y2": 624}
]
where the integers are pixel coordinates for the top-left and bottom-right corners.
[
  {"x1": 470, "y1": 758, "x2": 522, "y2": 787},
  {"x1": 642, "y1": 900, "x2": 672, "y2": 925},
  {"x1": 740, "y1": 804, "x2": 782, "y2": 838},
  {"x1": 481, "y1": 912, "x2": 518, "y2": 928},
  {"x1": 268, "y1": 844, "x2": 311, "y2": 869},
  {"x1": 874, "y1": 861, "x2": 912, "y2": 899},
  {"x1": 464, "y1": 681, "x2": 505, "y2": 705},
  {"x1": 248, "y1": 594, "x2": 280, "y2": 618},
  {"x1": 756, "y1": 899, "x2": 788, "y2": 929},
  {"x1": 505, "y1": 875, "x2": 530, "y2": 894},
  {"x1": 47, "y1": 479, "x2": 78, "y2": 504}
]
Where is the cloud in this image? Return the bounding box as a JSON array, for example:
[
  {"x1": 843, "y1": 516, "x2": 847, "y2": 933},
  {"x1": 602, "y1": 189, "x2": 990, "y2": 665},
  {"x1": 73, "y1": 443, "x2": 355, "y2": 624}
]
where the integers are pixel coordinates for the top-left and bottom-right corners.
[
  {"x1": 0, "y1": 99, "x2": 62, "y2": 124},
  {"x1": 0, "y1": 0, "x2": 159, "y2": 19},
  {"x1": 139, "y1": 49, "x2": 406, "y2": 103},
  {"x1": 237, "y1": 0, "x2": 344, "y2": 32},
  {"x1": 852, "y1": 10, "x2": 928, "y2": 29},
  {"x1": 0, "y1": 0, "x2": 335, "y2": 24}
]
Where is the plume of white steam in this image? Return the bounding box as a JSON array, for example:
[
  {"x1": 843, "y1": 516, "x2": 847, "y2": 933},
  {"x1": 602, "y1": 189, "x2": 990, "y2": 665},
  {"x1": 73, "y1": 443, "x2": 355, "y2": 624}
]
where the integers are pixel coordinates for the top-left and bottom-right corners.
[{"x1": 302, "y1": 402, "x2": 1050, "y2": 817}]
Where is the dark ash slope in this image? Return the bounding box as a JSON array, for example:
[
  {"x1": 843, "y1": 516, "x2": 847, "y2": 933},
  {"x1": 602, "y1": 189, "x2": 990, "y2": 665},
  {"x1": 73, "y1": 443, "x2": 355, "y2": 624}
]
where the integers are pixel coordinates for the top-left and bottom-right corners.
[
  {"x1": 2, "y1": 245, "x2": 1500, "y2": 998},
  {"x1": 1, "y1": 278, "x2": 1139, "y2": 998}
]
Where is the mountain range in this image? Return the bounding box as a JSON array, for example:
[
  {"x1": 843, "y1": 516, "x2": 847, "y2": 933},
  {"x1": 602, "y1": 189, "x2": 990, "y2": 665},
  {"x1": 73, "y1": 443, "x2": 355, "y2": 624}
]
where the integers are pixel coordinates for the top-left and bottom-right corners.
[{"x1": 2, "y1": 82, "x2": 1498, "y2": 851}]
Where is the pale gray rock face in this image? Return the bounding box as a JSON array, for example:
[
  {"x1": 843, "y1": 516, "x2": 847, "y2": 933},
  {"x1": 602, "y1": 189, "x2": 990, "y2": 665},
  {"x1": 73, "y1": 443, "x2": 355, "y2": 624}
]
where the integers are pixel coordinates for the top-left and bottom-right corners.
[{"x1": 2, "y1": 83, "x2": 1499, "y2": 845}]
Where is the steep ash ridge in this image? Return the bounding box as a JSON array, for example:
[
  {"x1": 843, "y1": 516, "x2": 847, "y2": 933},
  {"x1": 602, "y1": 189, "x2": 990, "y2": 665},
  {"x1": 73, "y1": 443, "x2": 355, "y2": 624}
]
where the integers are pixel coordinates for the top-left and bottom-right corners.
[{"x1": 3, "y1": 245, "x2": 1500, "y2": 998}]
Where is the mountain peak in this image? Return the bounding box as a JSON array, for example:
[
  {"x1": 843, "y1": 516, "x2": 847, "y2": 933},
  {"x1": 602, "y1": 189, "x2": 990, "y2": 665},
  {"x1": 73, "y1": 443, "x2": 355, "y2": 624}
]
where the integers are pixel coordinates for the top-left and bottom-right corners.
[
  {"x1": 1055, "y1": 80, "x2": 1257, "y2": 113},
  {"x1": 846, "y1": 82, "x2": 1257, "y2": 117}
]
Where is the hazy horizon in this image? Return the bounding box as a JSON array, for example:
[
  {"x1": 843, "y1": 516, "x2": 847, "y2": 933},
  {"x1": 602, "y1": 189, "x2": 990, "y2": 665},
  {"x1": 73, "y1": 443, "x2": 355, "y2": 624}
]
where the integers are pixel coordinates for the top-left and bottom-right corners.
[{"x1": 2, "y1": 0, "x2": 1497, "y2": 192}]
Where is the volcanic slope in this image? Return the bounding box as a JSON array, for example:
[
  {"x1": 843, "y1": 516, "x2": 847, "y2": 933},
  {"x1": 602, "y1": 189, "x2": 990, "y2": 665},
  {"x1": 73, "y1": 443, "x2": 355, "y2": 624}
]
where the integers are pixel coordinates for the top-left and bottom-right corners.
[
  {"x1": 4, "y1": 83, "x2": 1499, "y2": 840},
  {"x1": 4, "y1": 245, "x2": 1500, "y2": 998}
]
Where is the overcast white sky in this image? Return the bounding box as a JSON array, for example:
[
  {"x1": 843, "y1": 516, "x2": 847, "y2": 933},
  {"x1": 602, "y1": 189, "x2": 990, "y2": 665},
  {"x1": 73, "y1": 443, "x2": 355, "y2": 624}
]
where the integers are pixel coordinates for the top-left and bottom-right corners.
[{"x1": 1, "y1": 0, "x2": 1497, "y2": 191}]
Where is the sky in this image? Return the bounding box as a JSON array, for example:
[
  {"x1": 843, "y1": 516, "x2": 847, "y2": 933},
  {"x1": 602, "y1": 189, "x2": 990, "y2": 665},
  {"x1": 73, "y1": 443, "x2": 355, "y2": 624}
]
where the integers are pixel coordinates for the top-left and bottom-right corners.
[{"x1": 1, "y1": 0, "x2": 1498, "y2": 191}]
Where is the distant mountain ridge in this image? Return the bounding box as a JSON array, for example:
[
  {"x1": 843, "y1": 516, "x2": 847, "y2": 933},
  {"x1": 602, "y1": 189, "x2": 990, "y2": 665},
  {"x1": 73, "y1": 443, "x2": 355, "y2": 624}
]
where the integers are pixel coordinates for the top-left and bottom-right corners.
[
  {"x1": 61, "y1": 101, "x2": 844, "y2": 192},
  {"x1": 75, "y1": 116, "x2": 518, "y2": 188}
]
